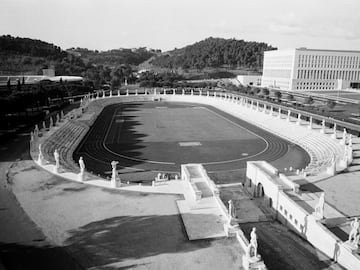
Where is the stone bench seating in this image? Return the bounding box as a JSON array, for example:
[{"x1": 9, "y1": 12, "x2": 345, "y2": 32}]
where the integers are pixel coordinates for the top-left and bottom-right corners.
[
  {"x1": 42, "y1": 120, "x2": 89, "y2": 171},
  {"x1": 211, "y1": 99, "x2": 345, "y2": 175}
]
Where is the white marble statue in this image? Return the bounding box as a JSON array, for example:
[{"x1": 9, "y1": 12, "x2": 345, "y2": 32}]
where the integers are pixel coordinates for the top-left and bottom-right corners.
[
  {"x1": 79, "y1": 156, "x2": 85, "y2": 174},
  {"x1": 314, "y1": 192, "x2": 325, "y2": 219},
  {"x1": 228, "y1": 200, "x2": 235, "y2": 219},
  {"x1": 250, "y1": 227, "x2": 258, "y2": 257},
  {"x1": 111, "y1": 160, "x2": 119, "y2": 179},
  {"x1": 349, "y1": 134, "x2": 353, "y2": 147},
  {"x1": 54, "y1": 149, "x2": 60, "y2": 172},
  {"x1": 342, "y1": 128, "x2": 347, "y2": 143},
  {"x1": 56, "y1": 113, "x2": 60, "y2": 123},
  {"x1": 30, "y1": 131, "x2": 34, "y2": 142},
  {"x1": 37, "y1": 144, "x2": 44, "y2": 165},
  {"x1": 348, "y1": 217, "x2": 360, "y2": 244},
  {"x1": 42, "y1": 121, "x2": 46, "y2": 130}
]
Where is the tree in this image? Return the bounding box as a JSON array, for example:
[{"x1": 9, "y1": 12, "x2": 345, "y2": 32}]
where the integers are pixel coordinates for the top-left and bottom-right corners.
[
  {"x1": 251, "y1": 88, "x2": 261, "y2": 95},
  {"x1": 273, "y1": 90, "x2": 282, "y2": 101},
  {"x1": 326, "y1": 100, "x2": 336, "y2": 109},
  {"x1": 287, "y1": 94, "x2": 295, "y2": 102},
  {"x1": 261, "y1": 88, "x2": 270, "y2": 97},
  {"x1": 304, "y1": 96, "x2": 314, "y2": 105}
]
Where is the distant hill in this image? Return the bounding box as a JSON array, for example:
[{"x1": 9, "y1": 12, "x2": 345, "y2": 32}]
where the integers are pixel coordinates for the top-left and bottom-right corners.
[
  {"x1": 0, "y1": 35, "x2": 86, "y2": 75},
  {"x1": 67, "y1": 47, "x2": 160, "y2": 67},
  {"x1": 150, "y1": 37, "x2": 276, "y2": 72},
  {"x1": 0, "y1": 35, "x2": 159, "y2": 76}
]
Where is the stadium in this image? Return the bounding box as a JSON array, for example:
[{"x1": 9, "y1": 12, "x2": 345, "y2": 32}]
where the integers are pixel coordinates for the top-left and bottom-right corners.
[{"x1": 29, "y1": 89, "x2": 360, "y2": 270}]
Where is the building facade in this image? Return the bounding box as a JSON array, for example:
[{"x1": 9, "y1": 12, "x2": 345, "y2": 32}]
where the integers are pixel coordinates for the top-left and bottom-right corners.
[{"x1": 261, "y1": 48, "x2": 360, "y2": 91}]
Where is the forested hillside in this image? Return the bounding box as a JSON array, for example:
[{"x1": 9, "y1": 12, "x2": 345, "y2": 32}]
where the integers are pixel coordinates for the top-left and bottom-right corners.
[
  {"x1": 0, "y1": 35, "x2": 158, "y2": 77},
  {"x1": 67, "y1": 47, "x2": 159, "y2": 67},
  {"x1": 0, "y1": 35, "x2": 86, "y2": 75},
  {"x1": 151, "y1": 37, "x2": 276, "y2": 71}
]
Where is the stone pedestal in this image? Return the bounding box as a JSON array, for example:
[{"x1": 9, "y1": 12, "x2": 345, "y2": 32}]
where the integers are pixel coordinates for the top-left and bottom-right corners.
[
  {"x1": 37, "y1": 154, "x2": 45, "y2": 166},
  {"x1": 326, "y1": 162, "x2": 336, "y2": 176},
  {"x1": 111, "y1": 177, "x2": 121, "y2": 188},
  {"x1": 344, "y1": 241, "x2": 359, "y2": 252},
  {"x1": 242, "y1": 254, "x2": 265, "y2": 270},
  {"x1": 223, "y1": 220, "x2": 239, "y2": 237},
  {"x1": 53, "y1": 166, "x2": 59, "y2": 174},
  {"x1": 78, "y1": 173, "x2": 85, "y2": 182},
  {"x1": 296, "y1": 114, "x2": 301, "y2": 125}
]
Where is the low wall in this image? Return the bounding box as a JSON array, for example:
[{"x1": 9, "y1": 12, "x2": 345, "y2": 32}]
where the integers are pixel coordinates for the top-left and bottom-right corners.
[{"x1": 246, "y1": 160, "x2": 360, "y2": 270}]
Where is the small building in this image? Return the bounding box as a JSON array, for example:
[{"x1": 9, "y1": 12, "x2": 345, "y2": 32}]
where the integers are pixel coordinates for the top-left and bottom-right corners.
[
  {"x1": 261, "y1": 48, "x2": 360, "y2": 91},
  {"x1": 236, "y1": 75, "x2": 261, "y2": 86}
]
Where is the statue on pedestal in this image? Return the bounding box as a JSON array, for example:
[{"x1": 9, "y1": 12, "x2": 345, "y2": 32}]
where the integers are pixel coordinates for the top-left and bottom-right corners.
[
  {"x1": 34, "y1": 124, "x2": 39, "y2": 135},
  {"x1": 79, "y1": 156, "x2": 85, "y2": 174},
  {"x1": 349, "y1": 134, "x2": 353, "y2": 147},
  {"x1": 342, "y1": 128, "x2": 347, "y2": 144},
  {"x1": 314, "y1": 192, "x2": 325, "y2": 219},
  {"x1": 250, "y1": 227, "x2": 258, "y2": 257},
  {"x1": 37, "y1": 144, "x2": 44, "y2": 165},
  {"x1": 54, "y1": 149, "x2": 60, "y2": 172},
  {"x1": 110, "y1": 161, "x2": 120, "y2": 187},
  {"x1": 228, "y1": 200, "x2": 235, "y2": 220},
  {"x1": 348, "y1": 217, "x2": 359, "y2": 246}
]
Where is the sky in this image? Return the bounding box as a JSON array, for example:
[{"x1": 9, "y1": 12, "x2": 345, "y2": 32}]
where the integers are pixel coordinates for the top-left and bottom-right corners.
[{"x1": 1, "y1": 0, "x2": 360, "y2": 52}]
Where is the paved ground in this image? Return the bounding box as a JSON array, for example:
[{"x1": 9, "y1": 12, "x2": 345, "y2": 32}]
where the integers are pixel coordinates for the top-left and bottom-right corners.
[
  {"x1": 7, "y1": 158, "x2": 243, "y2": 270},
  {"x1": 0, "y1": 134, "x2": 83, "y2": 270}
]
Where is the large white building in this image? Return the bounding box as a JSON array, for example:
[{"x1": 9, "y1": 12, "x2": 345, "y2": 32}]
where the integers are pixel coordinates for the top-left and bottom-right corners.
[{"x1": 261, "y1": 48, "x2": 360, "y2": 91}]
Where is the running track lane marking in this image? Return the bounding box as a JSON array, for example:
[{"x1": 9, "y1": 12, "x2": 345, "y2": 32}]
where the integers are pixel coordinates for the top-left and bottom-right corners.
[
  {"x1": 101, "y1": 104, "x2": 269, "y2": 166},
  {"x1": 102, "y1": 106, "x2": 176, "y2": 165}
]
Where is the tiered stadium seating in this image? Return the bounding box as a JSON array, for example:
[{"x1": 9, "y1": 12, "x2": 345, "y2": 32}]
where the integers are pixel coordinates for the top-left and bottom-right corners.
[{"x1": 42, "y1": 120, "x2": 89, "y2": 171}]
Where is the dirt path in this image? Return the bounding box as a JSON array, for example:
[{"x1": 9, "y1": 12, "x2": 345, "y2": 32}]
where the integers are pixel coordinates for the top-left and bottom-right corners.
[{"x1": 0, "y1": 134, "x2": 84, "y2": 270}]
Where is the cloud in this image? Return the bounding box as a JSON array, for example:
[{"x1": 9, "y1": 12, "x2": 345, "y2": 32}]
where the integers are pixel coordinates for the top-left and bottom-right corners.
[{"x1": 268, "y1": 13, "x2": 360, "y2": 41}]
